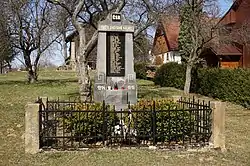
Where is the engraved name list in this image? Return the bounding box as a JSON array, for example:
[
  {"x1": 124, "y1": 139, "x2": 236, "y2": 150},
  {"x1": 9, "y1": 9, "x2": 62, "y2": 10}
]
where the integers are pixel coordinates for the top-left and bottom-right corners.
[{"x1": 107, "y1": 33, "x2": 125, "y2": 76}]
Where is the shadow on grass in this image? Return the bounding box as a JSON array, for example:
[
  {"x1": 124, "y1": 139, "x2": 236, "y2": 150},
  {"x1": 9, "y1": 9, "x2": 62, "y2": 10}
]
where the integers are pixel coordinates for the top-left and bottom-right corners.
[
  {"x1": 0, "y1": 78, "x2": 78, "y2": 87},
  {"x1": 65, "y1": 92, "x2": 81, "y2": 99}
]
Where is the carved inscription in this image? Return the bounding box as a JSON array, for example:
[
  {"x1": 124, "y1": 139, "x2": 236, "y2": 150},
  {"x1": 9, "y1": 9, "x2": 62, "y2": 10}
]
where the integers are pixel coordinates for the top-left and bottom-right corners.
[
  {"x1": 112, "y1": 13, "x2": 121, "y2": 21},
  {"x1": 107, "y1": 33, "x2": 125, "y2": 76},
  {"x1": 99, "y1": 25, "x2": 134, "y2": 32}
]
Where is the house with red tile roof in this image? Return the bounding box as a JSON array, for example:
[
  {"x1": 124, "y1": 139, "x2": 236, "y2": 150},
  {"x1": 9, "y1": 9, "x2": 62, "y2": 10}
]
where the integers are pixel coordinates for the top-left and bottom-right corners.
[
  {"x1": 209, "y1": 0, "x2": 250, "y2": 68},
  {"x1": 152, "y1": 0, "x2": 250, "y2": 68},
  {"x1": 152, "y1": 17, "x2": 181, "y2": 65}
]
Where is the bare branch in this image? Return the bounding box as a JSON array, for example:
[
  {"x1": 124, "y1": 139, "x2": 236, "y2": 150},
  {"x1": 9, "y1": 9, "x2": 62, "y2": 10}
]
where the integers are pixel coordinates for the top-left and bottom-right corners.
[
  {"x1": 72, "y1": 0, "x2": 85, "y2": 31},
  {"x1": 100, "y1": 0, "x2": 108, "y2": 11},
  {"x1": 85, "y1": 30, "x2": 98, "y2": 59},
  {"x1": 115, "y1": 0, "x2": 126, "y2": 13},
  {"x1": 47, "y1": 0, "x2": 73, "y2": 16},
  {"x1": 142, "y1": 0, "x2": 155, "y2": 11},
  {"x1": 41, "y1": 34, "x2": 61, "y2": 53},
  {"x1": 14, "y1": 56, "x2": 27, "y2": 67}
]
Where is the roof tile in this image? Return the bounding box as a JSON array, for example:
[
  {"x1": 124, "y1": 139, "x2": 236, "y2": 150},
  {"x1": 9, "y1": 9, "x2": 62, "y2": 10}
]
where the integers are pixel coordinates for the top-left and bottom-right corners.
[
  {"x1": 211, "y1": 44, "x2": 242, "y2": 55},
  {"x1": 161, "y1": 17, "x2": 180, "y2": 51}
]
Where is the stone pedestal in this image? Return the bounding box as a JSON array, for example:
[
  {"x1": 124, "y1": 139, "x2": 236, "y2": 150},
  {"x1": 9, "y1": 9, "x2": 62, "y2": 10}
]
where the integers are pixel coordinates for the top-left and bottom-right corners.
[
  {"x1": 25, "y1": 103, "x2": 40, "y2": 154},
  {"x1": 210, "y1": 101, "x2": 226, "y2": 151}
]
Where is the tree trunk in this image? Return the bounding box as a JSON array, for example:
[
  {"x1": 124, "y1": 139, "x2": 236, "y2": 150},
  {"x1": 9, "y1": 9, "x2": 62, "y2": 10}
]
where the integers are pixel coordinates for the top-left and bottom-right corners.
[
  {"x1": 0, "y1": 62, "x2": 3, "y2": 74},
  {"x1": 184, "y1": 64, "x2": 193, "y2": 94},
  {"x1": 24, "y1": 50, "x2": 38, "y2": 83},
  {"x1": 62, "y1": 31, "x2": 68, "y2": 63},
  {"x1": 7, "y1": 61, "x2": 11, "y2": 70},
  {"x1": 77, "y1": 28, "x2": 91, "y2": 101},
  {"x1": 28, "y1": 68, "x2": 37, "y2": 83},
  {"x1": 71, "y1": 0, "x2": 92, "y2": 101},
  {"x1": 27, "y1": 63, "x2": 38, "y2": 83}
]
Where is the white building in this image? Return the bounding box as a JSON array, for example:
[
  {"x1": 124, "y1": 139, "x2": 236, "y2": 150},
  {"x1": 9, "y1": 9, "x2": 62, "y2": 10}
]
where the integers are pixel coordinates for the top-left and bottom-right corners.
[{"x1": 151, "y1": 17, "x2": 181, "y2": 65}]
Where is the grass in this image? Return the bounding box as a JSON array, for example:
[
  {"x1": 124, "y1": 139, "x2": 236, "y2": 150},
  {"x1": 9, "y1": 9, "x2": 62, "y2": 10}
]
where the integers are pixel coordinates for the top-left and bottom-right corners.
[{"x1": 0, "y1": 69, "x2": 250, "y2": 166}]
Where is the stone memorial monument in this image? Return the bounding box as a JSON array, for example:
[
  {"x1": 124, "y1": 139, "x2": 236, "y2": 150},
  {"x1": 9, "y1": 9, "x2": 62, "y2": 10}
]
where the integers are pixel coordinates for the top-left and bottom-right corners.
[{"x1": 94, "y1": 13, "x2": 137, "y2": 110}]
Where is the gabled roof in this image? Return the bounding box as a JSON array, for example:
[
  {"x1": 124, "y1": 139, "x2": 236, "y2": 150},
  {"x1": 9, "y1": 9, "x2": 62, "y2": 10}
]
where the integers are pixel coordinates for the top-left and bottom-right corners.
[
  {"x1": 217, "y1": 0, "x2": 243, "y2": 25},
  {"x1": 153, "y1": 17, "x2": 180, "y2": 52},
  {"x1": 161, "y1": 17, "x2": 180, "y2": 51}
]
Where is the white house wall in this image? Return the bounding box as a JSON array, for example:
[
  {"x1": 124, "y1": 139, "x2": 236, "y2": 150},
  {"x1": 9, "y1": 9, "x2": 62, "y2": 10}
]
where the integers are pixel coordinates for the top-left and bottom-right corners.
[
  {"x1": 163, "y1": 53, "x2": 168, "y2": 63},
  {"x1": 159, "y1": 51, "x2": 181, "y2": 64}
]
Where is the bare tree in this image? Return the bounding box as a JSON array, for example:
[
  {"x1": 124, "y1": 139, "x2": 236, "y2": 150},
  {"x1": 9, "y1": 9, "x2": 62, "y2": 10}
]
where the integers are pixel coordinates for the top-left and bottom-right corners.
[
  {"x1": 0, "y1": 20, "x2": 12, "y2": 73},
  {"x1": 134, "y1": 32, "x2": 152, "y2": 63},
  {"x1": 7, "y1": 0, "x2": 60, "y2": 83},
  {"x1": 53, "y1": 7, "x2": 72, "y2": 62},
  {"x1": 0, "y1": 1, "x2": 15, "y2": 73},
  {"x1": 230, "y1": 20, "x2": 250, "y2": 45}
]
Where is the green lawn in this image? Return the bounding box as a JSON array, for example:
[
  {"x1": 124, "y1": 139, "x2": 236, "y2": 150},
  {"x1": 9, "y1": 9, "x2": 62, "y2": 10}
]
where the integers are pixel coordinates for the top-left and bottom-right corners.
[{"x1": 0, "y1": 69, "x2": 249, "y2": 166}]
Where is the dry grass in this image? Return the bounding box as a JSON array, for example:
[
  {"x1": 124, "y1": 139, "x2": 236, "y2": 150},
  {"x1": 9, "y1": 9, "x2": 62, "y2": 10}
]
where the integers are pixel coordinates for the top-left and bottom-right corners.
[{"x1": 0, "y1": 69, "x2": 249, "y2": 166}]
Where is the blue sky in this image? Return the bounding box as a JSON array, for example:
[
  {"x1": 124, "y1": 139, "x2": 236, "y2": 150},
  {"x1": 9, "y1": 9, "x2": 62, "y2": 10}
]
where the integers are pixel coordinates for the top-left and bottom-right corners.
[
  {"x1": 219, "y1": 0, "x2": 233, "y2": 15},
  {"x1": 12, "y1": 0, "x2": 233, "y2": 68}
]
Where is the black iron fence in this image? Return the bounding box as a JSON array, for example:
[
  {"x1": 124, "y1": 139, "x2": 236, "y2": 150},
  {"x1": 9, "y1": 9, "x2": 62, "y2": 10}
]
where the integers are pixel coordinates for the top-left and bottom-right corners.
[{"x1": 38, "y1": 97, "x2": 212, "y2": 150}]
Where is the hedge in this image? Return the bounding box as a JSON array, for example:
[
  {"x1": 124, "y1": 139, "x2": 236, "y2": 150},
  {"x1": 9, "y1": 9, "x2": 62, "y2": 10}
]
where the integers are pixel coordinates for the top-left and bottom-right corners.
[
  {"x1": 62, "y1": 99, "x2": 195, "y2": 142},
  {"x1": 195, "y1": 68, "x2": 250, "y2": 108},
  {"x1": 154, "y1": 62, "x2": 186, "y2": 89},
  {"x1": 134, "y1": 62, "x2": 148, "y2": 79},
  {"x1": 154, "y1": 63, "x2": 250, "y2": 108},
  {"x1": 129, "y1": 99, "x2": 194, "y2": 141}
]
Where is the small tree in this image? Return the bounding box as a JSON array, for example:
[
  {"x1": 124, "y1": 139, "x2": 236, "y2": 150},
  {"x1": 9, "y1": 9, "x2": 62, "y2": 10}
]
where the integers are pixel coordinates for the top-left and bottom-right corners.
[
  {"x1": 8, "y1": 0, "x2": 60, "y2": 83},
  {"x1": 0, "y1": 1, "x2": 15, "y2": 73},
  {"x1": 0, "y1": 21, "x2": 13, "y2": 73},
  {"x1": 178, "y1": 0, "x2": 219, "y2": 94}
]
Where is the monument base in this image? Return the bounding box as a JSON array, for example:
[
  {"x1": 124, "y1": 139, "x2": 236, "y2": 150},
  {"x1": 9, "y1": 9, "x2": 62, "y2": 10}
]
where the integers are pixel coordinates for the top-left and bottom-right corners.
[{"x1": 94, "y1": 85, "x2": 137, "y2": 110}]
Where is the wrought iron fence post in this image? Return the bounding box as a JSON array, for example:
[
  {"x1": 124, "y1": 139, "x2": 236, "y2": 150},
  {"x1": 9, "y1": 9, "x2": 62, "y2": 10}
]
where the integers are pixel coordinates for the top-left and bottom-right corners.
[
  {"x1": 152, "y1": 101, "x2": 156, "y2": 146},
  {"x1": 102, "y1": 100, "x2": 107, "y2": 146},
  {"x1": 38, "y1": 100, "x2": 42, "y2": 149}
]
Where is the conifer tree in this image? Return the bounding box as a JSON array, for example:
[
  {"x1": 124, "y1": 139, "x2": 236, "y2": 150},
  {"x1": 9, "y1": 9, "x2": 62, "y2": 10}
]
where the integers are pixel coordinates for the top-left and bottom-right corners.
[
  {"x1": 178, "y1": 4, "x2": 193, "y2": 61},
  {"x1": 178, "y1": 0, "x2": 214, "y2": 94}
]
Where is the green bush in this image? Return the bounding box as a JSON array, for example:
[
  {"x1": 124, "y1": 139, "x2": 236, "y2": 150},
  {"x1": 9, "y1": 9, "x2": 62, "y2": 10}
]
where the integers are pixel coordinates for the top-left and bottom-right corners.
[
  {"x1": 134, "y1": 62, "x2": 148, "y2": 79},
  {"x1": 130, "y1": 99, "x2": 195, "y2": 142},
  {"x1": 195, "y1": 68, "x2": 250, "y2": 108},
  {"x1": 154, "y1": 62, "x2": 186, "y2": 89},
  {"x1": 154, "y1": 64, "x2": 250, "y2": 108},
  {"x1": 60, "y1": 99, "x2": 195, "y2": 143},
  {"x1": 62, "y1": 103, "x2": 112, "y2": 139}
]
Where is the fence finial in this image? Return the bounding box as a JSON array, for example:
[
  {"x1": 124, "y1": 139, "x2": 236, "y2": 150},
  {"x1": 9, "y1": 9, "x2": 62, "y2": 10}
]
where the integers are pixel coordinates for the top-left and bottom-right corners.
[{"x1": 172, "y1": 96, "x2": 181, "y2": 102}]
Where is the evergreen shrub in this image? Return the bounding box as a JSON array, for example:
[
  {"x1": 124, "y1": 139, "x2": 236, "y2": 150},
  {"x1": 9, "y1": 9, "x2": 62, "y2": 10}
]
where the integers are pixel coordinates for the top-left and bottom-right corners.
[
  {"x1": 154, "y1": 62, "x2": 186, "y2": 89},
  {"x1": 195, "y1": 68, "x2": 250, "y2": 108},
  {"x1": 134, "y1": 62, "x2": 148, "y2": 79},
  {"x1": 153, "y1": 64, "x2": 250, "y2": 108},
  {"x1": 61, "y1": 99, "x2": 195, "y2": 142}
]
